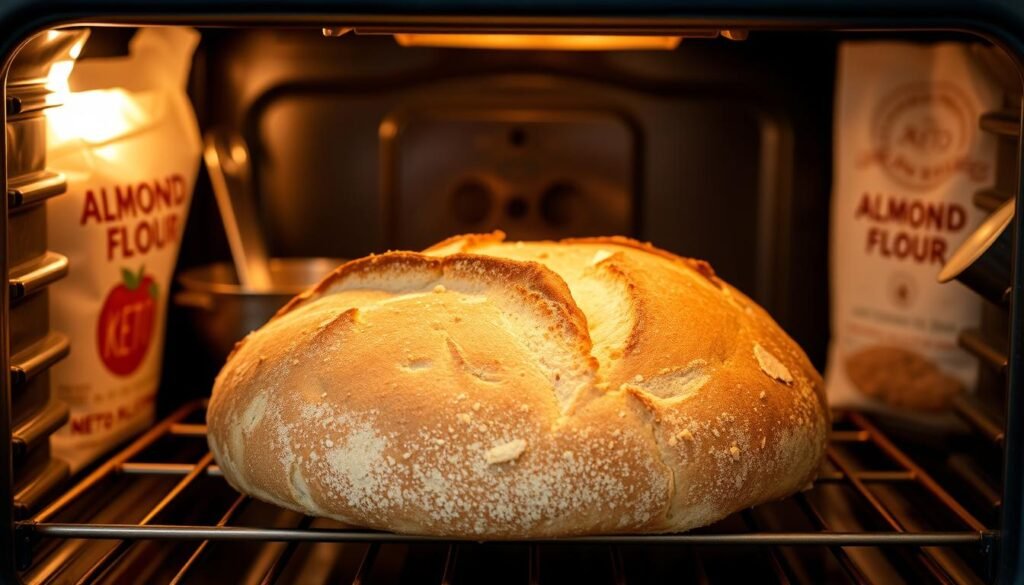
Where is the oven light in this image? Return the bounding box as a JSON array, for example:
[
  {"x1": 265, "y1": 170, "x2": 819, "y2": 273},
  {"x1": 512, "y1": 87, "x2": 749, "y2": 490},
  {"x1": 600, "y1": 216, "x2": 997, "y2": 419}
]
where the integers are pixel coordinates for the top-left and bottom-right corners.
[
  {"x1": 46, "y1": 89, "x2": 143, "y2": 145},
  {"x1": 44, "y1": 34, "x2": 88, "y2": 95},
  {"x1": 393, "y1": 33, "x2": 683, "y2": 51}
]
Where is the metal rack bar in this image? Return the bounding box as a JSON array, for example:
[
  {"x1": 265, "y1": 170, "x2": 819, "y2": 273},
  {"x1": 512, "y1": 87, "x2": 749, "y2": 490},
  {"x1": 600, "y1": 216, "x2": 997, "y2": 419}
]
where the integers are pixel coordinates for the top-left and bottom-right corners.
[
  {"x1": 73, "y1": 452, "x2": 215, "y2": 585},
  {"x1": 974, "y1": 187, "x2": 1013, "y2": 212},
  {"x1": 169, "y1": 493, "x2": 248, "y2": 585},
  {"x1": 826, "y1": 448, "x2": 906, "y2": 532},
  {"x1": 528, "y1": 543, "x2": 541, "y2": 585},
  {"x1": 439, "y1": 544, "x2": 458, "y2": 585},
  {"x1": 830, "y1": 431, "x2": 870, "y2": 442},
  {"x1": 259, "y1": 516, "x2": 314, "y2": 585},
  {"x1": 351, "y1": 543, "x2": 380, "y2": 585},
  {"x1": 958, "y1": 330, "x2": 1009, "y2": 375},
  {"x1": 169, "y1": 424, "x2": 208, "y2": 437},
  {"x1": 952, "y1": 393, "x2": 1006, "y2": 448},
  {"x1": 848, "y1": 412, "x2": 986, "y2": 532},
  {"x1": 33, "y1": 401, "x2": 204, "y2": 524},
  {"x1": 22, "y1": 524, "x2": 985, "y2": 545},
  {"x1": 609, "y1": 546, "x2": 626, "y2": 585},
  {"x1": 826, "y1": 448, "x2": 953, "y2": 584},
  {"x1": 119, "y1": 462, "x2": 225, "y2": 477},
  {"x1": 948, "y1": 455, "x2": 1002, "y2": 514},
  {"x1": 794, "y1": 492, "x2": 870, "y2": 585},
  {"x1": 980, "y1": 109, "x2": 1020, "y2": 137},
  {"x1": 691, "y1": 546, "x2": 711, "y2": 585},
  {"x1": 741, "y1": 510, "x2": 792, "y2": 585}
]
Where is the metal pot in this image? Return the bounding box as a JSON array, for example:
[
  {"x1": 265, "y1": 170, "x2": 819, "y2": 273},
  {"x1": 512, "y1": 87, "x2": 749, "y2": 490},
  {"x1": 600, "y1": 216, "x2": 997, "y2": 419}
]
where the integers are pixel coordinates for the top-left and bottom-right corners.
[
  {"x1": 174, "y1": 257, "x2": 344, "y2": 362},
  {"x1": 938, "y1": 199, "x2": 1014, "y2": 305}
]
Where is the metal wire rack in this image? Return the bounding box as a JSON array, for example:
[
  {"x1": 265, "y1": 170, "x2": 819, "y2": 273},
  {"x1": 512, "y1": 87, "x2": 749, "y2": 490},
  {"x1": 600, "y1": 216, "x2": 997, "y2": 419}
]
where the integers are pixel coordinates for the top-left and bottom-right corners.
[{"x1": 13, "y1": 400, "x2": 999, "y2": 584}]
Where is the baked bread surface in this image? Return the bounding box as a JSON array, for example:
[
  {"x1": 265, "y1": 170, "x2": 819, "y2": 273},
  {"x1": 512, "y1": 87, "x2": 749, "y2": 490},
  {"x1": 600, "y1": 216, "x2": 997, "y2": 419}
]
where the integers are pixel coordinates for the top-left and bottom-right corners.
[{"x1": 207, "y1": 233, "x2": 827, "y2": 537}]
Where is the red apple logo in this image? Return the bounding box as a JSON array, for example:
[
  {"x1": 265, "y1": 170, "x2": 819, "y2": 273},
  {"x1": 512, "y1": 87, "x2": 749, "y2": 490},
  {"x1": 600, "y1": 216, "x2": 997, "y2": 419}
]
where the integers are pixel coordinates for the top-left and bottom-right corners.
[{"x1": 97, "y1": 265, "x2": 157, "y2": 376}]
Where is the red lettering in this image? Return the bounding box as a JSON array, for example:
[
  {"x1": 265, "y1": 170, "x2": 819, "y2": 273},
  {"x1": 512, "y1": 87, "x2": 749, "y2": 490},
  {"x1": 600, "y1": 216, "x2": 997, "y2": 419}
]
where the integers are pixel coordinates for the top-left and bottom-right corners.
[
  {"x1": 99, "y1": 187, "x2": 117, "y2": 222},
  {"x1": 855, "y1": 193, "x2": 875, "y2": 220},
  {"x1": 136, "y1": 182, "x2": 154, "y2": 213},
  {"x1": 948, "y1": 204, "x2": 966, "y2": 231},
  {"x1": 908, "y1": 201, "x2": 924, "y2": 227},
  {"x1": 931, "y1": 238, "x2": 948, "y2": 264},
  {"x1": 154, "y1": 177, "x2": 173, "y2": 210},
  {"x1": 80, "y1": 190, "x2": 102, "y2": 225},
  {"x1": 866, "y1": 228, "x2": 883, "y2": 255},
  {"x1": 171, "y1": 174, "x2": 186, "y2": 205},
  {"x1": 886, "y1": 198, "x2": 907, "y2": 223},
  {"x1": 107, "y1": 226, "x2": 121, "y2": 261},
  {"x1": 863, "y1": 228, "x2": 951, "y2": 266},
  {"x1": 115, "y1": 185, "x2": 135, "y2": 219},
  {"x1": 135, "y1": 221, "x2": 152, "y2": 255}
]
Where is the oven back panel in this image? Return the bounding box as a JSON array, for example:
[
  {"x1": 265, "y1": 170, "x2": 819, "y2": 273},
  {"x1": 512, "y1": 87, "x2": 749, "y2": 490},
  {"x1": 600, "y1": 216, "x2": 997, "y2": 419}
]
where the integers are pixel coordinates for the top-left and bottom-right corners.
[{"x1": 185, "y1": 31, "x2": 834, "y2": 365}]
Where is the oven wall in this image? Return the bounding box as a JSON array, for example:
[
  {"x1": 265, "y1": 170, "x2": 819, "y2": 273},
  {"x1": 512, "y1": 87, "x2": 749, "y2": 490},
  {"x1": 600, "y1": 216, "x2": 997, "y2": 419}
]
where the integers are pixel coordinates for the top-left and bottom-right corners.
[{"x1": 165, "y1": 30, "x2": 836, "y2": 398}]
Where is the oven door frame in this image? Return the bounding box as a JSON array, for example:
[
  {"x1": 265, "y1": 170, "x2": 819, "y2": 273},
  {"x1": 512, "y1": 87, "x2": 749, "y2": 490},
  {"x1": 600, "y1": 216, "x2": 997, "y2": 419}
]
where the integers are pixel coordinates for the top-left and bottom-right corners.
[{"x1": 0, "y1": 3, "x2": 1022, "y2": 584}]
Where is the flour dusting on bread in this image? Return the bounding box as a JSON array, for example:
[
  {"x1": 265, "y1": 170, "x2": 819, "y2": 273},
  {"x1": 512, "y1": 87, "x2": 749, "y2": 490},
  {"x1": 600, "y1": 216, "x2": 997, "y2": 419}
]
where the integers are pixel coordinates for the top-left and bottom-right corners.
[{"x1": 207, "y1": 232, "x2": 827, "y2": 538}]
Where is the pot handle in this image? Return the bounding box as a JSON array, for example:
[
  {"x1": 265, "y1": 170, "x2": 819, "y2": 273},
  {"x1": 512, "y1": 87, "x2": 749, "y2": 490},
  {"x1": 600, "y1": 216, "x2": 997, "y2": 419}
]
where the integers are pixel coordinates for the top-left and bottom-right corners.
[{"x1": 173, "y1": 290, "x2": 215, "y2": 311}]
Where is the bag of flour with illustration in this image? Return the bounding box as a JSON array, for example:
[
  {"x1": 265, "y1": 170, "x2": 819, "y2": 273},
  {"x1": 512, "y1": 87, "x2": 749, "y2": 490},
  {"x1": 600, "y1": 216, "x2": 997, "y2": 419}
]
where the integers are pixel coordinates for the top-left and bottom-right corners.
[
  {"x1": 826, "y1": 42, "x2": 1001, "y2": 417},
  {"x1": 46, "y1": 28, "x2": 201, "y2": 471}
]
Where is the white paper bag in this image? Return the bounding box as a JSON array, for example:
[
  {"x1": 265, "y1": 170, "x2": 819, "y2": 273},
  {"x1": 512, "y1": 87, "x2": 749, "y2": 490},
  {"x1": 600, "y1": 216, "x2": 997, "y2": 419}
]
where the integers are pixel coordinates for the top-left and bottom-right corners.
[
  {"x1": 46, "y1": 28, "x2": 201, "y2": 471},
  {"x1": 826, "y1": 42, "x2": 1001, "y2": 417}
]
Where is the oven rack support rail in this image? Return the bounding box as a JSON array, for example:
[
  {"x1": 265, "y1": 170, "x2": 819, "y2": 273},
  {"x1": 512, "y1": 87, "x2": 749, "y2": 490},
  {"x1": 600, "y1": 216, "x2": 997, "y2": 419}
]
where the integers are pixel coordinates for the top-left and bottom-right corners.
[{"x1": 12, "y1": 400, "x2": 1000, "y2": 585}]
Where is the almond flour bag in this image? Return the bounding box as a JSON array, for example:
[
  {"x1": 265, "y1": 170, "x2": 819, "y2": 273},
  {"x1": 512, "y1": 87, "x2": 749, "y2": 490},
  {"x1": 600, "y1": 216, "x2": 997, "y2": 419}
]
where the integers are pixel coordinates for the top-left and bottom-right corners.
[
  {"x1": 827, "y1": 42, "x2": 1001, "y2": 417},
  {"x1": 46, "y1": 28, "x2": 201, "y2": 471}
]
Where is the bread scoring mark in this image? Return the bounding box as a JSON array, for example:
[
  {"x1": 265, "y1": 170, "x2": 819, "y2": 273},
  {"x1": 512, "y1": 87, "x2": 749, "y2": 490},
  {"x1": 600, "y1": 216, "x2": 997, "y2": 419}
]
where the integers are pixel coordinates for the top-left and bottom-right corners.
[
  {"x1": 590, "y1": 249, "x2": 616, "y2": 266},
  {"x1": 587, "y1": 260, "x2": 645, "y2": 359},
  {"x1": 241, "y1": 392, "x2": 268, "y2": 435},
  {"x1": 290, "y1": 462, "x2": 316, "y2": 510},
  {"x1": 274, "y1": 250, "x2": 597, "y2": 416},
  {"x1": 401, "y1": 358, "x2": 433, "y2": 372},
  {"x1": 624, "y1": 361, "x2": 710, "y2": 403},
  {"x1": 484, "y1": 439, "x2": 527, "y2": 464},
  {"x1": 446, "y1": 337, "x2": 502, "y2": 382},
  {"x1": 753, "y1": 343, "x2": 793, "y2": 384}
]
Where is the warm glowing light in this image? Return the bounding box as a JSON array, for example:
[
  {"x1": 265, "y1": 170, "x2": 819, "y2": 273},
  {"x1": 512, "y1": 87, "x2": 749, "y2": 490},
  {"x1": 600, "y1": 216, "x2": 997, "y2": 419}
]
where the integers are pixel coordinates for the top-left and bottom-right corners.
[
  {"x1": 47, "y1": 89, "x2": 148, "y2": 146},
  {"x1": 46, "y1": 60, "x2": 75, "y2": 93},
  {"x1": 230, "y1": 142, "x2": 248, "y2": 166},
  {"x1": 393, "y1": 34, "x2": 682, "y2": 51},
  {"x1": 379, "y1": 119, "x2": 398, "y2": 139},
  {"x1": 44, "y1": 34, "x2": 88, "y2": 95}
]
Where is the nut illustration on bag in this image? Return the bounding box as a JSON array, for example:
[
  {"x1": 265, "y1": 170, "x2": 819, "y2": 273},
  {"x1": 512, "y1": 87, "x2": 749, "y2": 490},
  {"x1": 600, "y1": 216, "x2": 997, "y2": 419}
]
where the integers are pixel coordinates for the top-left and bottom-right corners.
[
  {"x1": 97, "y1": 266, "x2": 158, "y2": 376},
  {"x1": 845, "y1": 346, "x2": 963, "y2": 411},
  {"x1": 826, "y1": 42, "x2": 999, "y2": 419}
]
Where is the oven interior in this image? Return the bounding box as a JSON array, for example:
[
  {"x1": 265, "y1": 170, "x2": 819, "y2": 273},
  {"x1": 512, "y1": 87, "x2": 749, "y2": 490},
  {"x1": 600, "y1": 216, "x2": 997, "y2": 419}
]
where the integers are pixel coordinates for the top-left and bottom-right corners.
[{"x1": 3, "y1": 22, "x2": 1022, "y2": 585}]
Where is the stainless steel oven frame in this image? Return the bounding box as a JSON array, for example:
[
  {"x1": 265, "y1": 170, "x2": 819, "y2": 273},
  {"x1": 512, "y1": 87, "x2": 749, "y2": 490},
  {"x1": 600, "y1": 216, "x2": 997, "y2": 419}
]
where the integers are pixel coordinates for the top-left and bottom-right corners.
[{"x1": 1, "y1": 2, "x2": 1023, "y2": 583}]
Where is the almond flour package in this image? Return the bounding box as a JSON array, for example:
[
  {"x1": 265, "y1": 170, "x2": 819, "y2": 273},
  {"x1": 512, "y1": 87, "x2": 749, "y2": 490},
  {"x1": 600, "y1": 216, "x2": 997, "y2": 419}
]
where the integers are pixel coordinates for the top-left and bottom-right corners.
[
  {"x1": 826, "y1": 42, "x2": 1001, "y2": 418},
  {"x1": 46, "y1": 28, "x2": 201, "y2": 471}
]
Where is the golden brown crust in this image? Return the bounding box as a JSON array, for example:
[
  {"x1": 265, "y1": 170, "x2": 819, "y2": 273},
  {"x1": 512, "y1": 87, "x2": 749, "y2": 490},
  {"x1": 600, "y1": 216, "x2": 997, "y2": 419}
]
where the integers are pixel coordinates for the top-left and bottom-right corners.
[
  {"x1": 422, "y1": 230, "x2": 507, "y2": 255},
  {"x1": 208, "y1": 234, "x2": 827, "y2": 538}
]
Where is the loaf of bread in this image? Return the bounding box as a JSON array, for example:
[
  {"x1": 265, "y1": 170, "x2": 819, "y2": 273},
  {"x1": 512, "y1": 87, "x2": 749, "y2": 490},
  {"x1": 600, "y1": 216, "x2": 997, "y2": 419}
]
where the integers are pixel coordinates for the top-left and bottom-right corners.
[{"x1": 207, "y1": 233, "x2": 827, "y2": 537}]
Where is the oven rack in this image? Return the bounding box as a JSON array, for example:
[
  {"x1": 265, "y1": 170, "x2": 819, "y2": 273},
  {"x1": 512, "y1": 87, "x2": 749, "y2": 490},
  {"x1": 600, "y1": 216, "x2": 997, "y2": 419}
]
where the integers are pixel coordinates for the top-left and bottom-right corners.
[{"x1": 13, "y1": 400, "x2": 998, "y2": 584}]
